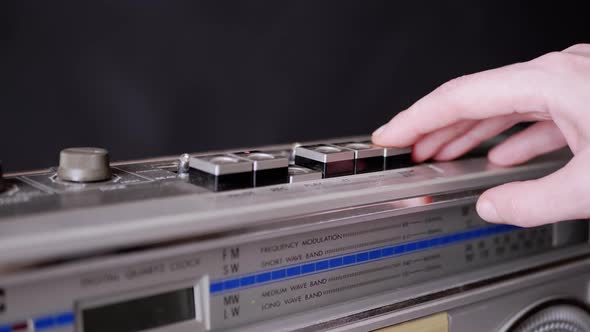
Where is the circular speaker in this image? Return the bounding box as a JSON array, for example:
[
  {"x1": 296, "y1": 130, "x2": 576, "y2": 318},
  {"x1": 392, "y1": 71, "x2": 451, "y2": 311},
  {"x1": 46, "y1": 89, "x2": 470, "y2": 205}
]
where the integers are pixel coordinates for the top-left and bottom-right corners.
[{"x1": 510, "y1": 304, "x2": 590, "y2": 332}]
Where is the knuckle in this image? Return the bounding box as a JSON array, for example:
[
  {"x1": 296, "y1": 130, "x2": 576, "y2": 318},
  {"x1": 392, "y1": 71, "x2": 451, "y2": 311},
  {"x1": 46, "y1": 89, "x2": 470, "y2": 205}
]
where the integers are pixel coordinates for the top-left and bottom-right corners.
[
  {"x1": 498, "y1": 184, "x2": 535, "y2": 227},
  {"x1": 432, "y1": 76, "x2": 471, "y2": 117},
  {"x1": 564, "y1": 43, "x2": 590, "y2": 52},
  {"x1": 533, "y1": 51, "x2": 563, "y2": 65},
  {"x1": 437, "y1": 75, "x2": 469, "y2": 95},
  {"x1": 531, "y1": 51, "x2": 578, "y2": 72},
  {"x1": 464, "y1": 126, "x2": 487, "y2": 142},
  {"x1": 506, "y1": 198, "x2": 526, "y2": 226}
]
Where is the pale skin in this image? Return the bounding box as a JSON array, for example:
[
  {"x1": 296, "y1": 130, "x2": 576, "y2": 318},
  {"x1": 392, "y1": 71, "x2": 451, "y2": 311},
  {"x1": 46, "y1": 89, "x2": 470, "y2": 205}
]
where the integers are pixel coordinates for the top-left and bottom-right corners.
[{"x1": 372, "y1": 44, "x2": 590, "y2": 228}]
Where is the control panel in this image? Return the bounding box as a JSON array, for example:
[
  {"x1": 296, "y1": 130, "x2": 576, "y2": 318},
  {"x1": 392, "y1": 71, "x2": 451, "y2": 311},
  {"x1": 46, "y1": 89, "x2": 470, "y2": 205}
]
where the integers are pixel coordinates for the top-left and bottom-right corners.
[
  {"x1": 0, "y1": 202, "x2": 587, "y2": 332},
  {"x1": 0, "y1": 136, "x2": 586, "y2": 332}
]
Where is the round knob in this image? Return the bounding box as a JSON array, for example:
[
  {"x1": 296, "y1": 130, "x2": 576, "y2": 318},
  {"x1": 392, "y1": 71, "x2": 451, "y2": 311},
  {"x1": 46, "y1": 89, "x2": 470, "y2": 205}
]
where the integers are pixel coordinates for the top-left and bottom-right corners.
[{"x1": 57, "y1": 147, "x2": 112, "y2": 182}]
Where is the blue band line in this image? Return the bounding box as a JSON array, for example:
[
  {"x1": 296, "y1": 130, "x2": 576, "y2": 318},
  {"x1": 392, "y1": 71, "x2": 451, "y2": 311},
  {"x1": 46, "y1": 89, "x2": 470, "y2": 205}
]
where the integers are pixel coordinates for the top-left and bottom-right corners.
[
  {"x1": 210, "y1": 224, "x2": 519, "y2": 295},
  {"x1": 0, "y1": 225, "x2": 519, "y2": 331},
  {"x1": 0, "y1": 311, "x2": 75, "y2": 332}
]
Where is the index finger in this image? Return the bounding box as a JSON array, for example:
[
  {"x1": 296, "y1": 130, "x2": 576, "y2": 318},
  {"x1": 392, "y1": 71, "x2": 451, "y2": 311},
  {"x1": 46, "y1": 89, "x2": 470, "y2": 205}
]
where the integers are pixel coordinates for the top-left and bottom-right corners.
[{"x1": 372, "y1": 60, "x2": 553, "y2": 147}]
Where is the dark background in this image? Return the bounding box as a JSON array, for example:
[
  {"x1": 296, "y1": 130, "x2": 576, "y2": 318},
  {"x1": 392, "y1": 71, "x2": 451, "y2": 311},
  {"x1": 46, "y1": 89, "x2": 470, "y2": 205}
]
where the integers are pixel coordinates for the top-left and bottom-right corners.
[{"x1": 1, "y1": 1, "x2": 587, "y2": 172}]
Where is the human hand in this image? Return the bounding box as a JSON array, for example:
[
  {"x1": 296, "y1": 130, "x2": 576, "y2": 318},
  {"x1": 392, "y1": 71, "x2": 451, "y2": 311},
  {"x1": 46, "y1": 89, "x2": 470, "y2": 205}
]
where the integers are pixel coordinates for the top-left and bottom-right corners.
[{"x1": 372, "y1": 44, "x2": 590, "y2": 227}]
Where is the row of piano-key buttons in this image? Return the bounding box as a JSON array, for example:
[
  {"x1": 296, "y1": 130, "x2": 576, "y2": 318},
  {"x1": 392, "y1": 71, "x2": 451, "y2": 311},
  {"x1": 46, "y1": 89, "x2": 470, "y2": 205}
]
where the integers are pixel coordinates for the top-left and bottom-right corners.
[{"x1": 187, "y1": 141, "x2": 412, "y2": 192}]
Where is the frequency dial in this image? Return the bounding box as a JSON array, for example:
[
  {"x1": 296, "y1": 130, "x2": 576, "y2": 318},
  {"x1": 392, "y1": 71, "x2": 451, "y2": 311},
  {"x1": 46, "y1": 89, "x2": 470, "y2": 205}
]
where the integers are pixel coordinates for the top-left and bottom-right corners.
[{"x1": 57, "y1": 147, "x2": 112, "y2": 183}]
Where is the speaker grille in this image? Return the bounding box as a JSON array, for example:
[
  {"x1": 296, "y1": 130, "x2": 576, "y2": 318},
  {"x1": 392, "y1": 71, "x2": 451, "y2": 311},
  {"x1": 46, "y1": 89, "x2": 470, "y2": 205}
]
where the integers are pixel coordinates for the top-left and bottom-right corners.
[{"x1": 511, "y1": 304, "x2": 590, "y2": 332}]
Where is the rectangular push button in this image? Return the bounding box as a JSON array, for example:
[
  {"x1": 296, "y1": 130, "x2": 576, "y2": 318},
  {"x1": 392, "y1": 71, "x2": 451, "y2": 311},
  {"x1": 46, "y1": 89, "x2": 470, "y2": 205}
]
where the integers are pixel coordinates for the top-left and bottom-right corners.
[
  {"x1": 288, "y1": 166, "x2": 322, "y2": 183},
  {"x1": 233, "y1": 151, "x2": 289, "y2": 187},
  {"x1": 294, "y1": 144, "x2": 355, "y2": 178},
  {"x1": 334, "y1": 142, "x2": 384, "y2": 174},
  {"x1": 188, "y1": 155, "x2": 253, "y2": 191},
  {"x1": 379, "y1": 145, "x2": 413, "y2": 170}
]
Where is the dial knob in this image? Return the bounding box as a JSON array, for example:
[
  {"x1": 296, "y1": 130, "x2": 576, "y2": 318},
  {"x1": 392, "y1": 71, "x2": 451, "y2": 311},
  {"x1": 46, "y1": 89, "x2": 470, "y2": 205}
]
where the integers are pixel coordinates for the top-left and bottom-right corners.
[{"x1": 57, "y1": 147, "x2": 112, "y2": 182}]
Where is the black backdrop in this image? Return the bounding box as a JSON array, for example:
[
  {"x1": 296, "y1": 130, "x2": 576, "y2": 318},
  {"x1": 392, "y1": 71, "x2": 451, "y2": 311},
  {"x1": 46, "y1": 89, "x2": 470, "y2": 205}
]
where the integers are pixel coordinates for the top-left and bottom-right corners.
[{"x1": 1, "y1": 1, "x2": 587, "y2": 171}]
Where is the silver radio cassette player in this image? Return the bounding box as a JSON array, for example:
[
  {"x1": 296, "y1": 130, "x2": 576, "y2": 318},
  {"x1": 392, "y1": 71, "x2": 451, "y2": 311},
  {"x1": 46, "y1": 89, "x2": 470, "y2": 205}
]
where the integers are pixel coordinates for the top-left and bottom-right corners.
[{"x1": 0, "y1": 135, "x2": 589, "y2": 332}]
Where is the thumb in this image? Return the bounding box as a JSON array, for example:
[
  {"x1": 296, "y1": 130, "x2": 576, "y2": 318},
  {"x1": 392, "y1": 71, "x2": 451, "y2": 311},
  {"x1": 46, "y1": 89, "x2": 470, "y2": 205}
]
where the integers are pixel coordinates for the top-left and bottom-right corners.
[{"x1": 476, "y1": 149, "x2": 590, "y2": 227}]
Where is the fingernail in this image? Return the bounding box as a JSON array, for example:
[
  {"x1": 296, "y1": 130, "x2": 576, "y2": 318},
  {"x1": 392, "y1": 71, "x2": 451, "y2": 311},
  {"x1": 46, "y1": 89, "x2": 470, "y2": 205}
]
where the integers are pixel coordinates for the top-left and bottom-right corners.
[
  {"x1": 372, "y1": 124, "x2": 387, "y2": 137},
  {"x1": 477, "y1": 199, "x2": 502, "y2": 223}
]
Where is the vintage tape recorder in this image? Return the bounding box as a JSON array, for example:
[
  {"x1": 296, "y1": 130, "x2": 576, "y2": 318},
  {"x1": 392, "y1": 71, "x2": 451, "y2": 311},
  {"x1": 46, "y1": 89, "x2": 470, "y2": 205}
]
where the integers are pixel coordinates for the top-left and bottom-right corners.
[{"x1": 0, "y1": 135, "x2": 589, "y2": 332}]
